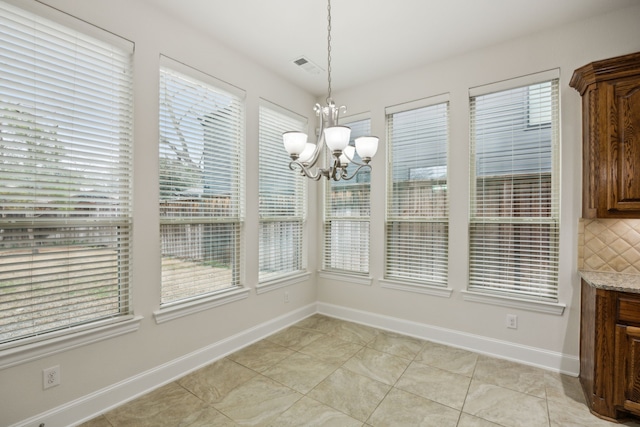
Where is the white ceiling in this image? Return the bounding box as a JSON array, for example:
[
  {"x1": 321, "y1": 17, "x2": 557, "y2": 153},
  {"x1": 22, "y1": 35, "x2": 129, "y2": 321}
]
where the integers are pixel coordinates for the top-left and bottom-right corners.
[{"x1": 143, "y1": 0, "x2": 637, "y2": 96}]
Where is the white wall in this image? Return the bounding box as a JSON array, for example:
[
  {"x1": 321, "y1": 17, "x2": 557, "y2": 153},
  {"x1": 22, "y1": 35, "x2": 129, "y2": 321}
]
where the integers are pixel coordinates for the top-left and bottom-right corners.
[
  {"x1": 318, "y1": 3, "x2": 640, "y2": 374},
  {"x1": 0, "y1": 1, "x2": 318, "y2": 426},
  {"x1": 2, "y1": 1, "x2": 640, "y2": 426}
]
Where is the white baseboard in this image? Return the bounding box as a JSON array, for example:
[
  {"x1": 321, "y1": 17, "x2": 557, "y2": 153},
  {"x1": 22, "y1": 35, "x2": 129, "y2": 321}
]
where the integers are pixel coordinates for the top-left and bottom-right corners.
[
  {"x1": 317, "y1": 302, "x2": 580, "y2": 376},
  {"x1": 15, "y1": 301, "x2": 579, "y2": 427},
  {"x1": 12, "y1": 303, "x2": 316, "y2": 427}
]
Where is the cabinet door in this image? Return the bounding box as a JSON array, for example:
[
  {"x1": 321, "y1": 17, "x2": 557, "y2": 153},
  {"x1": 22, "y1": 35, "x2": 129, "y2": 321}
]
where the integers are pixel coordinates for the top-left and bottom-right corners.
[
  {"x1": 604, "y1": 79, "x2": 640, "y2": 215},
  {"x1": 615, "y1": 325, "x2": 640, "y2": 416}
]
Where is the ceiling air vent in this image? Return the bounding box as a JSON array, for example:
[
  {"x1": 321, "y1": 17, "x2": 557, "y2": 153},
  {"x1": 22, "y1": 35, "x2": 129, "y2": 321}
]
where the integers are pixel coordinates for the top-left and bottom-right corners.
[{"x1": 292, "y1": 56, "x2": 323, "y2": 75}]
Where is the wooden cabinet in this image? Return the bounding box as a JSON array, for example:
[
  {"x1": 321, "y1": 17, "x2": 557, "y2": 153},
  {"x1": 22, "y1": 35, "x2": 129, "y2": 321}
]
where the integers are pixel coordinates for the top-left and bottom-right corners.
[
  {"x1": 570, "y1": 52, "x2": 640, "y2": 218},
  {"x1": 580, "y1": 280, "x2": 617, "y2": 419},
  {"x1": 615, "y1": 324, "x2": 640, "y2": 416},
  {"x1": 581, "y1": 280, "x2": 640, "y2": 420}
]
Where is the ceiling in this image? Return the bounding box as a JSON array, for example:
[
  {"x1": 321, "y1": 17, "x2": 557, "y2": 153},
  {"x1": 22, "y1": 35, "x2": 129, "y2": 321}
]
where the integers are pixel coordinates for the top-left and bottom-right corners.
[{"x1": 143, "y1": 0, "x2": 636, "y2": 96}]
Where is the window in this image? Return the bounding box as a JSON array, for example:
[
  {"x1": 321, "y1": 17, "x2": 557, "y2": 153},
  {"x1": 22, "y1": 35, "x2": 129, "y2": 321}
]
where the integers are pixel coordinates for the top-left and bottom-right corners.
[
  {"x1": 159, "y1": 57, "x2": 244, "y2": 306},
  {"x1": 385, "y1": 98, "x2": 449, "y2": 286},
  {"x1": 469, "y1": 74, "x2": 559, "y2": 302},
  {"x1": 323, "y1": 117, "x2": 372, "y2": 275},
  {"x1": 258, "y1": 101, "x2": 307, "y2": 283},
  {"x1": 0, "y1": 1, "x2": 134, "y2": 344}
]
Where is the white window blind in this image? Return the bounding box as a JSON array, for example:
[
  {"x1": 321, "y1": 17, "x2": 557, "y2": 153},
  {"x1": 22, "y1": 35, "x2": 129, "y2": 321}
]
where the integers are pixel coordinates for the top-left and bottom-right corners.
[
  {"x1": 324, "y1": 118, "x2": 371, "y2": 274},
  {"x1": 258, "y1": 101, "x2": 306, "y2": 282},
  {"x1": 469, "y1": 76, "x2": 560, "y2": 301},
  {"x1": 159, "y1": 58, "x2": 244, "y2": 306},
  {"x1": 0, "y1": 1, "x2": 134, "y2": 345},
  {"x1": 385, "y1": 99, "x2": 449, "y2": 285}
]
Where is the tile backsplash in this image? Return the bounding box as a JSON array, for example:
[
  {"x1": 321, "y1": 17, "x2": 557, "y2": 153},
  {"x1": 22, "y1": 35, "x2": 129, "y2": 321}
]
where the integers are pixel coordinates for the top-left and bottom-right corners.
[{"x1": 579, "y1": 218, "x2": 640, "y2": 274}]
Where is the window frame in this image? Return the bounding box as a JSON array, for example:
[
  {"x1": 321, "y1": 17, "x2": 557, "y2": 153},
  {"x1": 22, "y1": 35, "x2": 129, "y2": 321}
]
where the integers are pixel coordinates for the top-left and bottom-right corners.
[
  {"x1": 464, "y1": 70, "x2": 565, "y2": 315},
  {"x1": 256, "y1": 99, "x2": 309, "y2": 292},
  {"x1": 154, "y1": 56, "x2": 248, "y2": 322},
  {"x1": 0, "y1": 0, "x2": 142, "y2": 368},
  {"x1": 322, "y1": 113, "x2": 373, "y2": 279},
  {"x1": 381, "y1": 95, "x2": 452, "y2": 297}
]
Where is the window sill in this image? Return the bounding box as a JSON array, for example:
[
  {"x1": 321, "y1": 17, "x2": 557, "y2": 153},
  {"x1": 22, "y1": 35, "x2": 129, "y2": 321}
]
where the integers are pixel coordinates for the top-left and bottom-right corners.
[
  {"x1": 255, "y1": 271, "x2": 311, "y2": 295},
  {"x1": 154, "y1": 287, "x2": 250, "y2": 324},
  {"x1": 379, "y1": 279, "x2": 453, "y2": 297},
  {"x1": 319, "y1": 270, "x2": 373, "y2": 286},
  {"x1": 0, "y1": 315, "x2": 143, "y2": 370},
  {"x1": 461, "y1": 290, "x2": 566, "y2": 315}
]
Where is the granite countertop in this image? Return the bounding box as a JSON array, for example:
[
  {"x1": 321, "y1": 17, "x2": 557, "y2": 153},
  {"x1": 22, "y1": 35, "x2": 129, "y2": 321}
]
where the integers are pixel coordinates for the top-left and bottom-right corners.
[{"x1": 579, "y1": 270, "x2": 640, "y2": 293}]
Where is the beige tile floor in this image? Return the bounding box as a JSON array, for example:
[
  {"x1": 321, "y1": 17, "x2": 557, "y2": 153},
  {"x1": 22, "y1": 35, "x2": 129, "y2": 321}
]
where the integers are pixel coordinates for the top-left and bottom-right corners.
[{"x1": 80, "y1": 314, "x2": 640, "y2": 427}]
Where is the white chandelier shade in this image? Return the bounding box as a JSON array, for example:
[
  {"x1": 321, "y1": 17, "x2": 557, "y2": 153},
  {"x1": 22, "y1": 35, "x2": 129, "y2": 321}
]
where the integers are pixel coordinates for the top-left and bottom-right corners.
[
  {"x1": 324, "y1": 126, "x2": 351, "y2": 152},
  {"x1": 282, "y1": 131, "x2": 307, "y2": 158},
  {"x1": 355, "y1": 136, "x2": 379, "y2": 161}
]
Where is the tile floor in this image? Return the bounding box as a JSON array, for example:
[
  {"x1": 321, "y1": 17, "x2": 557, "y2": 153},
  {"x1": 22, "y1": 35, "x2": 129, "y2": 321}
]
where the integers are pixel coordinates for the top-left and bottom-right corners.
[{"x1": 80, "y1": 314, "x2": 640, "y2": 426}]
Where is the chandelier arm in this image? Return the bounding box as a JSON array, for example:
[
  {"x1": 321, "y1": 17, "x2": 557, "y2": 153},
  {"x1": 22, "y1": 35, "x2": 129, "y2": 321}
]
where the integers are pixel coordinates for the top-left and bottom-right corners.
[
  {"x1": 340, "y1": 163, "x2": 372, "y2": 181},
  {"x1": 341, "y1": 150, "x2": 369, "y2": 167},
  {"x1": 309, "y1": 110, "x2": 327, "y2": 166},
  {"x1": 289, "y1": 160, "x2": 325, "y2": 181},
  {"x1": 329, "y1": 158, "x2": 342, "y2": 181},
  {"x1": 298, "y1": 102, "x2": 327, "y2": 170},
  {"x1": 299, "y1": 138, "x2": 322, "y2": 170},
  {"x1": 303, "y1": 150, "x2": 322, "y2": 169}
]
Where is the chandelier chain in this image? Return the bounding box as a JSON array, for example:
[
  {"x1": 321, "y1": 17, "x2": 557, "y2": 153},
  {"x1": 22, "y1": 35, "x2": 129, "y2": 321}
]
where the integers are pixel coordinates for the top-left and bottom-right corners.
[{"x1": 326, "y1": 0, "x2": 332, "y2": 104}]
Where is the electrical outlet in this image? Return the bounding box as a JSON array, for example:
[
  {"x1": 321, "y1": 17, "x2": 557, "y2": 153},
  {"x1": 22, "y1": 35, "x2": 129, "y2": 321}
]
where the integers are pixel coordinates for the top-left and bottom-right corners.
[
  {"x1": 284, "y1": 291, "x2": 290, "y2": 303},
  {"x1": 43, "y1": 365, "x2": 60, "y2": 389},
  {"x1": 506, "y1": 314, "x2": 518, "y2": 329}
]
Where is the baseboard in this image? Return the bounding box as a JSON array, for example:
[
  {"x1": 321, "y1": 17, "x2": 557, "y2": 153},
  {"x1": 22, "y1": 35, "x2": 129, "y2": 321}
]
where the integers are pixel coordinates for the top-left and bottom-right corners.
[
  {"x1": 13, "y1": 303, "x2": 316, "y2": 427},
  {"x1": 16, "y1": 301, "x2": 579, "y2": 427},
  {"x1": 317, "y1": 302, "x2": 580, "y2": 376}
]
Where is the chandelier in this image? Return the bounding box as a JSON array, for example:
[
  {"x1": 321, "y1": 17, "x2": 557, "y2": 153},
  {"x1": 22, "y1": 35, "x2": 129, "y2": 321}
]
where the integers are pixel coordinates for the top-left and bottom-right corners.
[{"x1": 282, "y1": 0, "x2": 379, "y2": 181}]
